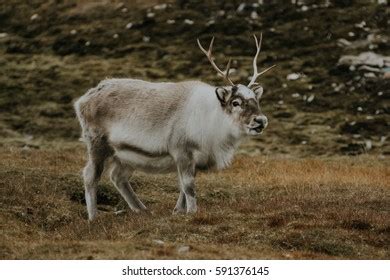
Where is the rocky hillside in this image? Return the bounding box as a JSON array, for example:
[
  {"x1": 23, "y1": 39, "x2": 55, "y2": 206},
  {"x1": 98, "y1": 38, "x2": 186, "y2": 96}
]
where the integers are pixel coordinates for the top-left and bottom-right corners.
[{"x1": 0, "y1": 0, "x2": 388, "y2": 156}]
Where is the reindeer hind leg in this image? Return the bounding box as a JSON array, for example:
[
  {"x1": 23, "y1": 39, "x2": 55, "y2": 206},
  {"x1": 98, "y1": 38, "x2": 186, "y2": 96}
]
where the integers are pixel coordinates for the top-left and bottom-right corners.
[
  {"x1": 109, "y1": 158, "x2": 147, "y2": 213},
  {"x1": 82, "y1": 133, "x2": 112, "y2": 220}
]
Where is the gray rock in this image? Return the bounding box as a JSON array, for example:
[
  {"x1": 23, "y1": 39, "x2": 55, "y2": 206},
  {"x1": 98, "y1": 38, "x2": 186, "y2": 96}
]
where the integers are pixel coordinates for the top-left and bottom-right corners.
[{"x1": 177, "y1": 245, "x2": 190, "y2": 254}]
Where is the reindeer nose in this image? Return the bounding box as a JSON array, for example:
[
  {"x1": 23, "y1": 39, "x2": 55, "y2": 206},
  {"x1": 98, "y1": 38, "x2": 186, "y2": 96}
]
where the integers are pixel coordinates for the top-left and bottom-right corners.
[{"x1": 254, "y1": 116, "x2": 268, "y2": 128}]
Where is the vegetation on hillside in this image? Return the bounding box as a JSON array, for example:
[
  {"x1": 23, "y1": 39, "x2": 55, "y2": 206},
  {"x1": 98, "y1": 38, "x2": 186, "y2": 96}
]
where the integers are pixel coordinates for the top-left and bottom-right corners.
[{"x1": 0, "y1": 0, "x2": 388, "y2": 156}]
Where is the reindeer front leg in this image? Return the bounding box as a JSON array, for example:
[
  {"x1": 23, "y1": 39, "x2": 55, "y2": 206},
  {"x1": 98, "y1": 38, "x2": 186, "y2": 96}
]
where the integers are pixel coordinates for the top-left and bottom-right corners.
[
  {"x1": 175, "y1": 153, "x2": 197, "y2": 214},
  {"x1": 173, "y1": 190, "x2": 186, "y2": 214}
]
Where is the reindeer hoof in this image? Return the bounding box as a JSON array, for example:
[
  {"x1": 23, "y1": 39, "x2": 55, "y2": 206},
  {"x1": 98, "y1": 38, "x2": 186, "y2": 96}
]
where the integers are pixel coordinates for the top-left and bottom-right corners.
[
  {"x1": 186, "y1": 207, "x2": 198, "y2": 214},
  {"x1": 172, "y1": 207, "x2": 186, "y2": 215}
]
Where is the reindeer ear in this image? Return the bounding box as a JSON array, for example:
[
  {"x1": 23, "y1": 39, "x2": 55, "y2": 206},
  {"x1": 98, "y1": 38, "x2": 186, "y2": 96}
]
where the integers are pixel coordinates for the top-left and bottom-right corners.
[
  {"x1": 252, "y1": 85, "x2": 264, "y2": 101},
  {"x1": 215, "y1": 87, "x2": 231, "y2": 105}
]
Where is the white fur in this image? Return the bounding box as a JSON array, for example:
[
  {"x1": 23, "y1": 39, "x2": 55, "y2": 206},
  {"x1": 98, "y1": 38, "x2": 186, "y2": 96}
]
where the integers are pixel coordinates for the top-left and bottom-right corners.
[
  {"x1": 237, "y1": 84, "x2": 256, "y2": 99},
  {"x1": 108, "y1": 82, "x2": 241, "y2": 172},
  {"x1": 183, "y1": 84, "x2": 241, "y2": 169},
  {"x1": 75, "y1": 79, "x2": 266, "y2": 219}
]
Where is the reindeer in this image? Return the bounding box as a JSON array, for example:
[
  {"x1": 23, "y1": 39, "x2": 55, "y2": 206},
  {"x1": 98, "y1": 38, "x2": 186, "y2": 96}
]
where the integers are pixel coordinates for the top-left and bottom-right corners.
[{"x1": 74, "y1": 34, "x2": 275, "y2": 220}]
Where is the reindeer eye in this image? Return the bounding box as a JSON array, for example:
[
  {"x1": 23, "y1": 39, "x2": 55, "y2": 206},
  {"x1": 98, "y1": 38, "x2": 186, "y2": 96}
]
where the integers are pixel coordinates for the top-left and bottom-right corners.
[{"x1": 232, "y1": 100, "x2": 241, "y2": 107}]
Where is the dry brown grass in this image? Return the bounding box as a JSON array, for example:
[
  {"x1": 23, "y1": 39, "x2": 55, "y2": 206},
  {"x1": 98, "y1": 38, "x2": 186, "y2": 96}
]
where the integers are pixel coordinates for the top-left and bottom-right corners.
[{"x1": 0, "y1": 144, "x2": 389, "y2": 259}]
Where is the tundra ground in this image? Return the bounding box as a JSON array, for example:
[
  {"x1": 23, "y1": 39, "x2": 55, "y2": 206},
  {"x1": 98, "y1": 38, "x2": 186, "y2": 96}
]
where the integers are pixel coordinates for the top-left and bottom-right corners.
[{"x1": 0, "y1": 144, "x2": 388, "y2": 259}]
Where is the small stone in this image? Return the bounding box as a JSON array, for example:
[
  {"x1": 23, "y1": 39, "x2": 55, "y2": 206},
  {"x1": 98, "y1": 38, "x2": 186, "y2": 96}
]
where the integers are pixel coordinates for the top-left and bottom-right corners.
[
  {"x1": 166, "y1": 19, "x2": 175, "y2": 24},
  {"x1": 154, "y1": 3, "x2": 167, "y2": 10},
  {"x1": 0, "y1": 33, "x2": 8, "y2": 38},
  {"x1": 307, "y1": 94, "x2": 315, "y2": 103},
  {"x1": 143, "y1": 36, "x2": 150, "y2": 43},
  {"x1": 286, "y1": 73, "x2": 300, "y2": 80},
  {"x1": 348, "y1": 32, "x2": 355, "y2": 37},
  {"x1": 364, "y1": 72, "x2": 376, "y2": 78},
  {"x1": 365, "y1": 140, "x2": 372, "y2": 150},
  {"x1": 126, "y1": 22, "x2": 133, "y2": 29},
  {"x1": 30, "y1": 14, "x2": 39, "y2": 21},
  {"x1": 184, "y1": 19, "x2": 194, "y2": 25},
  {"x1": 206, "y1": 20, "x2": 215, "y2": 26},
  {"x1": 147, "y1": 12, "x2": 155, "y2": 18},
  {"x1": 378, "y1": 91, "x2": 383, "y2": 96},
  {"x1": 292, "y1": 93, "x2": 300, "y2": 98},
  {"x1": 301, "y1": 5, "x2": 309, "y2": 11},
  {"x1": 334, "y1": 84, "x2": 344, "y2": 92},
  {"x1": 21, "y1": 145, "x2": 31, "y2": 152},
  {"x1": 357, "y1": 107, "x2": 363, "y2": 112},
  {"x1": 237, "y1": 3, "x2": 246, "y2": 12},
  {"x1": 113, "y1": 33, "x2": 119, "y2": 39},
  {"x1": 121, "y1": 7, "x2": 128, "y2": 13},
  {"x1": 337, "y1": 38, "x2": 351, "y2": 47},
  {"x1": 283, "y1": 253, "x2": 293, "y2": 259},
  {"x1": 217, "y1": 10, "x2": 225, "y2": 17},
  {"x1": 85, "y1": 41, "x2": 90, "y2": 46},
  {"x1": 70, "y1": 29, "x2": 77, "y2": 35},
  {"x1": 250, "y1": 11, "x2": 259, "y2": 20},
  {"x1": 177, "y1": 245, "x2": 190, "y2": 254},
  {"x1": 153, "y1": 239, "x2": 165, "y2": 246},
  {"x1": 355, "y1": 21, "x2": 366, "y2": 28}
]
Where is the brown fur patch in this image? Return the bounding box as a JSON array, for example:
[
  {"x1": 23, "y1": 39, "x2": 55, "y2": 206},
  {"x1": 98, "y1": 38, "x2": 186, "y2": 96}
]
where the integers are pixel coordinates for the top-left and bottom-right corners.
[
  {"x1": 114, "y1": 142, "x2": 169, "y2": 158},
  {"x1": 219, "y1": 86, "x2": 262, "y2": 125},
  {"x1": 76, "y1": 79, "x2": 193, "y2": 131}
]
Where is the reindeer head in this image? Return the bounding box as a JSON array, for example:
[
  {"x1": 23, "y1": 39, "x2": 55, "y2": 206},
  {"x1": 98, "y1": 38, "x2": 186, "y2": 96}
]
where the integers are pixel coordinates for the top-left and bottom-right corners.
[{"x1": 197, "y1": 34, "x2": 275, "y2": 135}]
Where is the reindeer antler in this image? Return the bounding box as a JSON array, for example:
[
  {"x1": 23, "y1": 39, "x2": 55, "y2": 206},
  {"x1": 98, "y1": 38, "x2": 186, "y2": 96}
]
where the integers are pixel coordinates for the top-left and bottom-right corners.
[
  {"x1": 247, "y1": 33, "x2": 276, "y2": 88},
  {"x1": 197, "y1": 37, "x2": 235, "y2": 86}
]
